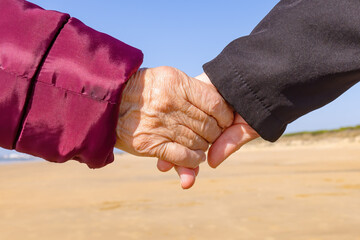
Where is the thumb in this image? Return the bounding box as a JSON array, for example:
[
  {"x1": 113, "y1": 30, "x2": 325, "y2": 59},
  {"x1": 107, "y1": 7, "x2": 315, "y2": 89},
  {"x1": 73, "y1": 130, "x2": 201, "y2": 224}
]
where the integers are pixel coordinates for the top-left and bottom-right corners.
[{"x1": 207, "y1": 114, "x2": 259, "y2": 168}]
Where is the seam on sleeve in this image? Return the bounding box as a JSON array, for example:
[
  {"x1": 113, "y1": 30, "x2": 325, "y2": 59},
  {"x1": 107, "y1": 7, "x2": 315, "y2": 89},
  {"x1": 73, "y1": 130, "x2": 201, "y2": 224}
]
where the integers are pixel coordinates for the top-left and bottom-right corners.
[
  {"x1": 1, "y1": 65, "x2": 118, "y2": 104},
  {"x1": 12, "y1": 15, "x2": 71, "y2": 149},
  {"x1": 224, "y1": 54, "x2": 284, "y2": 124},
  {"x1": 34, "y1": 80, "x2": 119, "y2": 105}
]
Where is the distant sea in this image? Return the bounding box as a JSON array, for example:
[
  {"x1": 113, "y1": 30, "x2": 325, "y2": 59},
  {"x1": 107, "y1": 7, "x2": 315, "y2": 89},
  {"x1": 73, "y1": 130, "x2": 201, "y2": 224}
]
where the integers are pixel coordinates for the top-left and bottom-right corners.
[
  {"x1": 0, "y1": 152, "x2": 40, "y2": 164},
  {"x1": 0, "y1": 149, "x2": 124, "y2": 165}
]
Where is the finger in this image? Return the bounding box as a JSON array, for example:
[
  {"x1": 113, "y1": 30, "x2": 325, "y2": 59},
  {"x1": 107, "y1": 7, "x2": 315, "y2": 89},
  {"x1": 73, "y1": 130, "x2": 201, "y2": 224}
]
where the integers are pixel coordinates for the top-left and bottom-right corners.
[
  {"x1": 179, "y1": 103, "x2": 222, "y2": 143},
  {"x1": 185, "y1": 77, "x2": 234, "y2": 129},
  {"x1": 207, "y1": 125, "x2": 244, "y2": 168},
  {"x1": 174, "y1": 125, "x2": 209, "y2": 151},
  {"x1": 157, "y1": 159, "x2": 174, "y2": 172},
  {"x1": 157, "y1": 159, "x2": 199, "y2": 189},
  {"x1": 155, "y1": 142, "x2": 206, "y2": 169},
  {"x1": 207, "y1": 122, "x2": 257, "y2": 168},
  {"x1": 175, "y1": 166, "x2": 197, "y2": 189}
]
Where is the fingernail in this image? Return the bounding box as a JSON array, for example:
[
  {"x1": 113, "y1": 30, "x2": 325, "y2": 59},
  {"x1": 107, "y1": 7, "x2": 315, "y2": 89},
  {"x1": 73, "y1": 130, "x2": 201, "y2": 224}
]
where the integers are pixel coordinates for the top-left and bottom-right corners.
[
  {"x1": 180, "y1": 172, "x2": 194, "y2": 183},
  {"x1": 180, "y1": 172, "x2": 196, "y2": 190}
]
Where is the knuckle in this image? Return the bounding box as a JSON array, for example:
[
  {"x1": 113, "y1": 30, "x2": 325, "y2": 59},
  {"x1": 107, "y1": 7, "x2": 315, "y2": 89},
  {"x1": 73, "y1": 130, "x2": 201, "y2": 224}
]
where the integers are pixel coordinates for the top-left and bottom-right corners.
[
  {"x1": 185, "y1": 138, "x2": 196, "y2": 149},
  {"x1": 185, "y1": 150, "x2": 203, "y2": 168},
  {"x1": 174, "y1": 126, "x2": 209, "y2": 152},
  {"x1": 199, "y1": 141, "x2": 210, "y2": 152},
  {"x1": 190, "y1": 152, "x2": 205, "y2": 168},
  {"x1": 203, "y1": 118, "x2": 222, "y2": 143},
  {"x1": 132, "y1": 134, "x2": 162, "y2": 156},
  {"x1": 172, "y1": 147, "x2": 195, "y2": 168},
  {"x1": 188, "y1": 162, "x2": 199, "y2": 169},
  {"x1": 155, "y1": 143, "x2": 204, "y2": 169},
  {"x1": 155, "y1": 143, "x2": 169, "y2": 160},
  {"x1": 222, "y1": 108, "x2": 235, "y2": 128},
  {"x1": 192, "y1": 138, "x2": 208, "y2": 152},
  {"x1": 190, "y1": 135, "x2": 209, "y2": 151},
  {"x1": 132, "y1": 135, "x2": 149, "y2": 154},
  {"x1": 209, "y1": 97, "x2": 223, "y2": 113}
]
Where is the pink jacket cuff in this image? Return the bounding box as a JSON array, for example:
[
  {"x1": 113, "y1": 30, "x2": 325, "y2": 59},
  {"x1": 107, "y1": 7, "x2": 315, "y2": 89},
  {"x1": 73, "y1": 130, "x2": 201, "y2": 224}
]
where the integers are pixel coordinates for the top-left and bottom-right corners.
[{"x1": 0, "y1": 0, "x2": 143, "y2": 168}]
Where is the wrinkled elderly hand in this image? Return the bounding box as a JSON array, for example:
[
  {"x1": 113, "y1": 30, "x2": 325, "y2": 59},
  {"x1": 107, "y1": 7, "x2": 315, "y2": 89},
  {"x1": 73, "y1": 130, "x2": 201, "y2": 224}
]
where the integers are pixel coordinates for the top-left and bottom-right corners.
[
  {"x1": 157, "y1": 72, "x2": 260, "y2": 189},
  {"x1": 115, "y1": 67, "x2": 233, "y2": 171}
]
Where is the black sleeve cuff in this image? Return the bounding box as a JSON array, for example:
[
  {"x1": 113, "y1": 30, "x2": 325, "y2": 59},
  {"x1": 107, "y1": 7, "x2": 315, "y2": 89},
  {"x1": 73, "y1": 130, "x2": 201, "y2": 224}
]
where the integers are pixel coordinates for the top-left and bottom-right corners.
[{"x1": 203, "y1": 54, "x2": 286, "y2": 142}]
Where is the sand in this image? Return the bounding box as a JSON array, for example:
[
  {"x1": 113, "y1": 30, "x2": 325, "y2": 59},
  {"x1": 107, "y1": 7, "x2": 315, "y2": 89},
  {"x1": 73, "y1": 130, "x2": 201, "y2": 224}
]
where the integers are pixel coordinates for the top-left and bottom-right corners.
[{"x1": 1, "y1": 141, "x2": 360, "y2": 240}]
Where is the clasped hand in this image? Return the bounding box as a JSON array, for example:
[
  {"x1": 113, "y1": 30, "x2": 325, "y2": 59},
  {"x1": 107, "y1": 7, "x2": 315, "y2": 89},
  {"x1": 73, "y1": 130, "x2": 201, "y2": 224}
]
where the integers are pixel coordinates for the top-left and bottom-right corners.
[{"x1": 116, "y1": 67, "x2": 259, "y2": 189}]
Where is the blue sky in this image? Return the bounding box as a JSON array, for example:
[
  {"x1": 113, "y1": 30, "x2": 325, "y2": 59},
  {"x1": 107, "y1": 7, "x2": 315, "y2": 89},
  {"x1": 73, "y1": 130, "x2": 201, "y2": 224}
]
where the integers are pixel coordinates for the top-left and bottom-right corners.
[{"x1": 2, "y1": 0, "x2": 359, "y2": 157}]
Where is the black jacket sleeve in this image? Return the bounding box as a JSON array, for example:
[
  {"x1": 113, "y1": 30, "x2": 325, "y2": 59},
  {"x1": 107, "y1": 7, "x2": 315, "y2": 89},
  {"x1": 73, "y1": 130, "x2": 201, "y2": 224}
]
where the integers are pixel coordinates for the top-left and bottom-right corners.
[{"x1": 203, "y1": 0, "x2": 360, "y2": 142}]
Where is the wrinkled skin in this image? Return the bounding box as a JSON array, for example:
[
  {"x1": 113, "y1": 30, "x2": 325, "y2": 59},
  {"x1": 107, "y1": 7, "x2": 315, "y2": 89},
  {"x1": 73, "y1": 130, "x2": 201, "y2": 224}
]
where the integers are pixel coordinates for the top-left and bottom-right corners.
[
  {"x1": 116, "y1": 67, "x2": 234, "y2": 173},
  {"x1": 157, "y1": 72, "x2": 260, "y2": 189}
]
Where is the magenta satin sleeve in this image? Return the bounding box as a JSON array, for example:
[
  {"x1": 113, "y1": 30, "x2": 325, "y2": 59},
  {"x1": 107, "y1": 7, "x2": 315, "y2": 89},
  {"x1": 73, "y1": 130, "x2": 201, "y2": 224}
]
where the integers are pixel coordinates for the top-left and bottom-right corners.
[{"x1": 0, "y1": 0, "x2": 144, "y2": 168}]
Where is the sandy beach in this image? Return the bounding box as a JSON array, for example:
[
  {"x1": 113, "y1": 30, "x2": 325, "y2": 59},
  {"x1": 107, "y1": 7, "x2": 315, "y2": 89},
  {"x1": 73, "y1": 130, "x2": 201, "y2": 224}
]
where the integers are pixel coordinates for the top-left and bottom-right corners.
[{"x1": 1, "y1": 136, "x2": 360, "y2": 240}]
